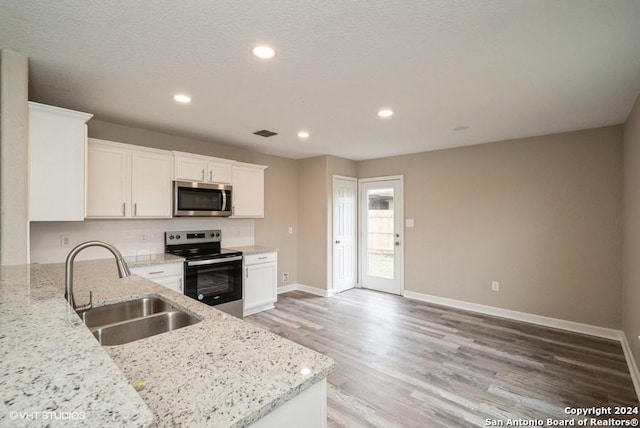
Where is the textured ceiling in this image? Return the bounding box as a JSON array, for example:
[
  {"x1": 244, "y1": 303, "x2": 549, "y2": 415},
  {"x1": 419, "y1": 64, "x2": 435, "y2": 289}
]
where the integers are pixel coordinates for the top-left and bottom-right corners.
[{"x1": 1, "y1": 0, "x2": 640, "y2": 160}]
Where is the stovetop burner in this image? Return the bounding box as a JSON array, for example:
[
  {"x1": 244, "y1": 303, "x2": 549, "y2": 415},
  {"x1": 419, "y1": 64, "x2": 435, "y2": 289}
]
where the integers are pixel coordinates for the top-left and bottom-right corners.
[
  {"x1": 164, "y1": 229, "x2": 242, "y2": 260},
  {"x1": 168, "y1": 248, "x2": 242, "y2": 261}
]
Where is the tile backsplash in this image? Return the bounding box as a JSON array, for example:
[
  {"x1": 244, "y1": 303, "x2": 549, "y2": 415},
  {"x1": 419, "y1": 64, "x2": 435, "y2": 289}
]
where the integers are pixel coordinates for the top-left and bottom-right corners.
[{"x1": 30, "y1": 218, "x2": 254, "y2": 263}]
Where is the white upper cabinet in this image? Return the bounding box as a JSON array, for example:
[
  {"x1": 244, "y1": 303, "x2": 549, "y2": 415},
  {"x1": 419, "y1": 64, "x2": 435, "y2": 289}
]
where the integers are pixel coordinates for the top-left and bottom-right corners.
[
  {"x1": 28, "y1": 102, "x2": 93, "y2": 221},
  {"x1": 231, "y1": 162, "x2": 267, "y2": 218},
  {"x1": 173, "y1": 152, "x2": 234, "y2": 184},
  {"x1": 87, "y1": 142, "x2": 131, "y2": 217},
  {"x1": 131, "y1": 150, "x2": 173, "y2": 217},
  {"x1": 87, "y1": 139, "x2": 172, "y2": 218}
]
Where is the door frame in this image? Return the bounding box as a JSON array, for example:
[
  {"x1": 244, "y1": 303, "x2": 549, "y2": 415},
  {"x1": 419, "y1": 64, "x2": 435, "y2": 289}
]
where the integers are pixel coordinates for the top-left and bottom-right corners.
[
  {"x1": 329, "y1": 175, "x2": 358, "y2": 294},
  {"x1": 358, "y1": 175, "x2": 404, "y2": 296}
]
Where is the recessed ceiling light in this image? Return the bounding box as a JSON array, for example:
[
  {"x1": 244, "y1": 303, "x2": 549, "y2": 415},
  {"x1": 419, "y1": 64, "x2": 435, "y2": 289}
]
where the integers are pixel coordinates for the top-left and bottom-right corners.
[
  {"x1": 252, "y1": 45, "x2": 276, "y2": 59},
  {"x1": 173, "y1": 94, "x2": 191, "y2": 104},
  {"x1": 378, "y1": 109, "x2": 393, "y2": 118},
  {"x1": 297, "y1": 131, "x2": 310, "y2": 139},
  {"x1": 453, "y1": 125, "x2": 470, "y2": 131}
]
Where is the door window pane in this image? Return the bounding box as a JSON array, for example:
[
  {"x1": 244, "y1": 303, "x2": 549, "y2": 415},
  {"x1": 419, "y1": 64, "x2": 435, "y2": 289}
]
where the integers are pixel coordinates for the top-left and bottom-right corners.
[{"x1": 367, "y1": 188, "x2": 394, "y2": 279}]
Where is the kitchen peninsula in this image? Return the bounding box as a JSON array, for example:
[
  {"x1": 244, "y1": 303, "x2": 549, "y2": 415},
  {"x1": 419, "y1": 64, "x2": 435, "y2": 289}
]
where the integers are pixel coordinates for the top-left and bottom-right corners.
[{"x1": 0, "y1": 258, "x2": 334, "y2": 427}]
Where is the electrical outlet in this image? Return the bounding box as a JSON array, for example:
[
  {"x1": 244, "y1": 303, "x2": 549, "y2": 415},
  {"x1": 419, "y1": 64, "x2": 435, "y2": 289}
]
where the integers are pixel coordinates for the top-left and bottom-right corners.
[
  {"x1": 288, "y1": 226, "x2": 293, "y2": 235},
  {"x1": 283, "y1": 272, "x2": 289, "y2": 283},
  {"x1": 60, "y1": 235, "x2": 71, "y2": 247},
  {"x1": 491, "y1": 281, "x2": 500, "y2": 292}
]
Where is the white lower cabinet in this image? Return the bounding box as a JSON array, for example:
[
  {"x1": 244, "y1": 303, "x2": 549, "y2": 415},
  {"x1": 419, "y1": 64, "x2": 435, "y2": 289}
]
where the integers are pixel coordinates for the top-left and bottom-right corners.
[
  {"x1": 130, "y1": 262, "x2": 183, "y2": 293},
  {"x1": 243, "y1": 252, "x2": 277, "y2": 316},
  {"x1": 249, "y1": 378, "x2": 327, "y2": 428}
]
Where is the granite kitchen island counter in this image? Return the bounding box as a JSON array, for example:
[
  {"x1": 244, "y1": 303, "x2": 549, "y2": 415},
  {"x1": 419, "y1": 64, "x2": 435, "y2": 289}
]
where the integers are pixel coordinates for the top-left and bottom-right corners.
[{"x1": 1, "y1": 259, "x2": 334, "y2": 428}]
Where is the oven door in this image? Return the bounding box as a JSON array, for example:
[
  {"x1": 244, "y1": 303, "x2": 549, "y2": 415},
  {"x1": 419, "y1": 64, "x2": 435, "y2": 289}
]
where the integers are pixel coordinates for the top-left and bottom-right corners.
[{"x1": 184, "y1": 256, "x2": 243, "y2": 306}]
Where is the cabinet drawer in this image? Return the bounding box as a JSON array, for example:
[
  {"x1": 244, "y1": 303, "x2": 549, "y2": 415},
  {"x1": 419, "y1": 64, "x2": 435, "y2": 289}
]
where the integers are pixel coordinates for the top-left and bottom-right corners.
[
  {"x1": 130, "y1": 262, "x2": 183, "y2": 278},
  {"x1": 244, "y1": 252, "x2": 277, "y2": 266}
]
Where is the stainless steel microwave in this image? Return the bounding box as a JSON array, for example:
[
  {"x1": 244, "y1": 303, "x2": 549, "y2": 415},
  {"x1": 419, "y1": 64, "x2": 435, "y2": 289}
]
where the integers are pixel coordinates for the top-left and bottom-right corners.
[{"x1": 173, "y1": 181, "x2": 232, "y2": 217}]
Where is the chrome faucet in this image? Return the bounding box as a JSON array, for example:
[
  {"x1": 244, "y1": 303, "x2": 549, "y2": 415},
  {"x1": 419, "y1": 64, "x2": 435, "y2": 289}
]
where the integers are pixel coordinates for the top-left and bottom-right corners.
[{"x1": 65, "y1": 241, "x2": 131, "y2": 311}]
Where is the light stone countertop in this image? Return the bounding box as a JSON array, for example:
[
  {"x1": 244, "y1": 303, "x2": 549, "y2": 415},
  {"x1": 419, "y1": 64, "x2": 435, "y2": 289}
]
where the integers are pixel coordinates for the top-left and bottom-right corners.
[
  {"x1": 0, "y1": 264, "x2": 154, "y2": 428},
  {"x1": 226, "y1": 245, "x2": 278, "y2": 256},
  {"x1": 1, "y1": 258, "x2": 334, "y2": 428},
  {"x1": 123, "y1": 252, "x2": 184, "y2": 268}
]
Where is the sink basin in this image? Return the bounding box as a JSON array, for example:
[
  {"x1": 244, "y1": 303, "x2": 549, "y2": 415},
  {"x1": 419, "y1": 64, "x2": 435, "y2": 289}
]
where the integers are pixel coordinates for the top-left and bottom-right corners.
[
  {"x1": 78, "y1": 297, "x2": 201, "y2": 346},
  {"x1": 92, "y1": 311, "x2": 200, "y2": 346},
  {"x1": 79, "y1": 297, "x2": 178, "y2": 328}
]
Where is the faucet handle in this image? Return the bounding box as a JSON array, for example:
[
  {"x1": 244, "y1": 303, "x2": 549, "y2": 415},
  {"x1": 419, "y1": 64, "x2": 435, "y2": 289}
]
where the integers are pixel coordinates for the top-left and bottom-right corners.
[{"x1": 76, "y1": 291, "x2": 93, "y2": 312}]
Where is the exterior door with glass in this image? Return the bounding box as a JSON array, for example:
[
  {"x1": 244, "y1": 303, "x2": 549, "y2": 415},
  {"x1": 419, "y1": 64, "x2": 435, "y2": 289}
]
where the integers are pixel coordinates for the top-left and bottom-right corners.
[{"x1": 359, "y1": 177, "x2": 403, "y2": 295}]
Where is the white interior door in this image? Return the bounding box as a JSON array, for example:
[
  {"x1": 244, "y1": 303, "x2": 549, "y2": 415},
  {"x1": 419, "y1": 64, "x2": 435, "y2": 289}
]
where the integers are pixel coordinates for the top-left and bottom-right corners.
[
  {"x1": 332, "y1": 176, "x2": 357, "y2": 294},
  {"x1": 359, "y1": 177, "x2": 403, "y2": 295}
]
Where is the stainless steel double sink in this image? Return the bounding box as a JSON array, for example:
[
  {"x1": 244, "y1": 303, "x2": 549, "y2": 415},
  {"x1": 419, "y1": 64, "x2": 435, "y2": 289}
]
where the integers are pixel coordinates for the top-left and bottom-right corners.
[{"x1": 78, "y1": 297, "x2": 201, "y2": 346}]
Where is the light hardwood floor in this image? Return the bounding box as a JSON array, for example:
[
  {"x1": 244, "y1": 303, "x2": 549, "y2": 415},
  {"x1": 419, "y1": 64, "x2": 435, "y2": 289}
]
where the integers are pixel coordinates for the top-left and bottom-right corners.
[{"x1": 247, "y1": 289, "x2": 638, "y2": 428}]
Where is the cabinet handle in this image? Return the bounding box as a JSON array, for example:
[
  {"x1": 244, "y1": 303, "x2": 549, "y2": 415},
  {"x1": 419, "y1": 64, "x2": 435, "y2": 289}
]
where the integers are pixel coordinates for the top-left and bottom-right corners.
[
  {"x1": 134, "y1": 203, "x2": 137, "y2": 216},
  {"x1": 147, "y1": 270, "x2": 164, "y2": 275},
  {"x1": 201, "y1": 169, "x2": 205, "y2": 181},
  {"x1": 179, "y1": 278, "x2": 183, "y2": 292},
  {"x1": 232, "y1": 205, "x2": 235, "y2": 215},
  {"x1": 122, "y1": 202, "x2": 126, "y2": 216},
  {"x1": 209, "y1": 170, "x2": 212, "y2": 181},
  {"x1": 258, "y1": 257, "x2": 267, "y2": 260},
  {"x1": 246, "y1": 267, "x2": 249, "y2": 278}
]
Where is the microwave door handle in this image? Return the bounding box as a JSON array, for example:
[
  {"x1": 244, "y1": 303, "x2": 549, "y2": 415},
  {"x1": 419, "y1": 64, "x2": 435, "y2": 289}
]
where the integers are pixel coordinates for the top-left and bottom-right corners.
[
  {"x1": 222, "y1": 190, "x2": 227, "y2": 212},
  {"x1": 187, "y1": 256, "x2": 243, "y2": 266}
]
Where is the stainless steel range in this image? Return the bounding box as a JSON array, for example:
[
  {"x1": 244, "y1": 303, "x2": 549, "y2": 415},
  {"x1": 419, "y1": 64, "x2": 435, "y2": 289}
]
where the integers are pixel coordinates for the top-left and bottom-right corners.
[{"x1": 165, "y1": 230, "x2": 243, "y2": 318}]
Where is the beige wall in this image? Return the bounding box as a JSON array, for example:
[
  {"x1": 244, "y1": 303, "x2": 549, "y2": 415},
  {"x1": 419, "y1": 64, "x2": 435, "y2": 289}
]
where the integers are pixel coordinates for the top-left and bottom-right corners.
[
  {"x1": 88, "y1": 120, "x2": 298, "y2": 288},
  {"x1": 358, "y1": 126, "x2": 623, "y2": 328},
  {"x1": 297, "y1": 156, "x2": 328, "y2": 289},
  {"x1": 623, "y1": 94, "x2": 640, "y2": 370},
  {"x1": 0, "y1": 50, "x2": 29, "y2": 265},
  {"x1": 295, "y1": 155, "x2": 357, "y2": 291}
]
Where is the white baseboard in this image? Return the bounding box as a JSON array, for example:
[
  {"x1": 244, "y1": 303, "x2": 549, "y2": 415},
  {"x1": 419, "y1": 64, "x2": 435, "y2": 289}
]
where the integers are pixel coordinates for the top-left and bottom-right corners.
[
  {"x1": 277, "y1": 283, "x2": 334, "y2": 297},
  {"x1": 402, "y1": 290, "x2": 622, "y2": 341},
  {"x1": 620, "y1": 333, "x2": 640, "y2": 401},
  {"x1": 277, "y1": 284, "x2": 299, "y2": 294}
]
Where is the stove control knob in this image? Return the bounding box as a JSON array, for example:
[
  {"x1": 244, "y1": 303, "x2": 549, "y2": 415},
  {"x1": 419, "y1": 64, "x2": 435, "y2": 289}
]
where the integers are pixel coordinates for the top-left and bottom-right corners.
[
  {"x1": 216, "y1": 232, "x2": 220, "y2": 237},
  {"x1": 198, "y1": 294, "x2": 204, "y2": 301},
  {"x1": 176, "y1": 235, "x2": 181, "y2": 239},
  {"x1": 210, "y1": 233, "x2": 215, "y2": 237},
  {"x1": 169, "y1": 235, "x2": 175, "y2": 240}
]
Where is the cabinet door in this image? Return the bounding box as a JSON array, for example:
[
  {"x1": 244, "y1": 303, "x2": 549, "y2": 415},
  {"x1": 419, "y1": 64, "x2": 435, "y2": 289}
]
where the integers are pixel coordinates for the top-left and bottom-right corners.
[
  {"x1": 207, "y1": 160, "x2": 233, "y2": 184},
  {"x1": 244, "y1": 261, "x2": 277, "y2": 315},
  {"x1": 86, "y1": 143, "x2": 130, "y2": 217},
  {"x1": 174, "y1": 155, "x2": 206, "y2": 182},
  {"x1": 153, "y1": 276, "x2": 183, "y2": 293},
  {"x1": 131, "y1": 150, "x2": 172, "y2": 218},
  {"x1": 232, "y1": 164, "x2": 266, "y2": 218},
  {"x1": 29, "y1": 103, "x2": 92, "y2": 221}
]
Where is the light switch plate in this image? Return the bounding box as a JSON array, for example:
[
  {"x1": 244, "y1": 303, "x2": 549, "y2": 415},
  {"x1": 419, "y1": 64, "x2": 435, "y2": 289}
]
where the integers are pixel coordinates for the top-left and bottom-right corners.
[{"x1": 406, "y1": 219, "x2": 415, "y2": 228}]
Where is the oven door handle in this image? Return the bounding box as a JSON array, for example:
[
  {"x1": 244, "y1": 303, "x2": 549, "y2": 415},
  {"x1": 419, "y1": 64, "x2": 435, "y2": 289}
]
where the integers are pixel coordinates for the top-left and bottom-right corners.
[{"x1": 187, "y1": 256, "x2": 243, "y2": 266}]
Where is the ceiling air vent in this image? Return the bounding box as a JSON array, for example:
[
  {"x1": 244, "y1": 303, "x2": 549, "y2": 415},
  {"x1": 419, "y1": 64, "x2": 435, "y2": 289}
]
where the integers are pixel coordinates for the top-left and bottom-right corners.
[{"x1": 253, "y1": 129, "x2": 278, "y2": 138}]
